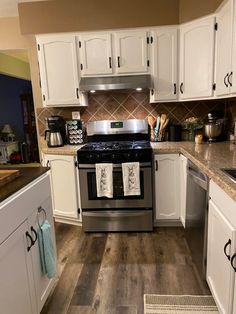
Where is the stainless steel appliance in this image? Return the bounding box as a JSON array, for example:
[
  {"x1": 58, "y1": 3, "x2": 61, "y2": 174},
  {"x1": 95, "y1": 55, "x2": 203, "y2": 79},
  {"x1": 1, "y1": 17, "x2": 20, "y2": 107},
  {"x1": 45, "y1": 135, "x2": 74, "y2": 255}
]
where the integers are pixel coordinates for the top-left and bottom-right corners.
[
  {"x1": 204, "y1": 111, "x2": 224, "y2": 142},
  {"x1": 77, "y1": 119, "x2": 153, "y2": 232},
  {"x1": 185, "y1": 160, "x2": 209, "y2": 279},
  {"x1": 44, "y1": 130, "x2": 63, "y2": 147},
  {"x1": 46, "y1": 116, "x2": 67, "y2": 145}
]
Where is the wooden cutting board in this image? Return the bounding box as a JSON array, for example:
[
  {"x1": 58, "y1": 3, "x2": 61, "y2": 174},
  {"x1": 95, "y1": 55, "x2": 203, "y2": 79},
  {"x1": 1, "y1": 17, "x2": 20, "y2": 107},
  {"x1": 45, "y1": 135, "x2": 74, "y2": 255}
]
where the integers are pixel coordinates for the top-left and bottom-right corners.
[{"x1": 0, "y1": 170, "x2": 20, "y2": 188}]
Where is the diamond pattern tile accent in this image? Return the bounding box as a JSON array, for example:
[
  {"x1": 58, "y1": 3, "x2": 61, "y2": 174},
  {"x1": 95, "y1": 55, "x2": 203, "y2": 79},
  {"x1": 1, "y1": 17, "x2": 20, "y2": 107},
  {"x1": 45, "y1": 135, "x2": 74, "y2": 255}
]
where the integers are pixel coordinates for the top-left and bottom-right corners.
[{"x1": 36, "y1": 91, "x2": 236, "y2": 136}]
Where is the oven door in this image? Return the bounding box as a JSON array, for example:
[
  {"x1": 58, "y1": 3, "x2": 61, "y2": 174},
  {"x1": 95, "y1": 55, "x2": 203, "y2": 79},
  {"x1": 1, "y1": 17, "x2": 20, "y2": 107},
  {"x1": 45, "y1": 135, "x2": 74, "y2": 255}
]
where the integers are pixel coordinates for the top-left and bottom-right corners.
[
  {"x1": 78, "y1": 162, "x2": 153, "y2": 232},
  {"x1": 78, "y1": 163, "x2": 152, "y2": 210}
]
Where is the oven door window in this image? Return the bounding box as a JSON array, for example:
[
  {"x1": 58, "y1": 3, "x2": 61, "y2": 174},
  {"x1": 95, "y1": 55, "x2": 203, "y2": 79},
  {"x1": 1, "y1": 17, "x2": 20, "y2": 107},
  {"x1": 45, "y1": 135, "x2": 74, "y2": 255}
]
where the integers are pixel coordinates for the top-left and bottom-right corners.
[{"x1": 87, "y1": 171, "x2": 144, "y2": 200}]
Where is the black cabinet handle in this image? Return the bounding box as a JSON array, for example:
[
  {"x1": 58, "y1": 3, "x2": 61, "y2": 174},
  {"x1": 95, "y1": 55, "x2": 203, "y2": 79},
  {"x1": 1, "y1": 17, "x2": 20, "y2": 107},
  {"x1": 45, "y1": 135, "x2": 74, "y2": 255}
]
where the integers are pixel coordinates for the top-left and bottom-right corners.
[
  {"x1": 109, "y1": 57, "x2": 112, "y2": 69},
  {"x1": 228, "y1": 72, "x2": 233, "y2": 87},
  {"x1": 117, "y1": 56, "x2": 120, "y2": 68},
  {"x1": 76, "y1": 88, "x2": 79, "y2": 99},
  {"x1": 224, "y1": 73, "x2": 229, "y2": 87},
  {"x1": 46, "y1": 160, "x2": 50, "y2": 167},
  {"x1": 224, "y1": 239, "x2": 231, "y2": 260},
  {"x1": 26, "y1": 231, "x2": 34, "y2": 252},
  {"x1": 151, "y1": 89, "x2": 154, "y2": 96},
  {"x1": 180, "y1": 83, "x2": 184, "y2": 94},
  {"x1": 30, "y1": 226, "x2": 38, "y2": 245},
  {"x1": 231, "y1": 253, "x2": 236, "y2": 271},
  {"x1": 174, "y1": 83, "x2": 177, "y2": 95},
  {"x1": 155, "y1": 160, "x2": 158, "y2": 171}
]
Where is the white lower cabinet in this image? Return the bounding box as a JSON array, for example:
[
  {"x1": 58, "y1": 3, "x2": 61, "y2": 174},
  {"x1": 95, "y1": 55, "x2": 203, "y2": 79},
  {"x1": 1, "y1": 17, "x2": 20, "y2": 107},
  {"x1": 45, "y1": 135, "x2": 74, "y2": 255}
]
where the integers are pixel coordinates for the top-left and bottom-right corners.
[
  {"x1": 154, "y1": 154, "x2": 180, "y2": 222},
  {"x1": 0, "y1": 173, "x2": 57, "y2": 314},
  {"x1": 0, "y1": 220, "x2": 37, "y2": 314},
  {"x1": 207, "y1": 180, "x2": 236, "y2": 314},
  {"x1": 43, "y1": 154, "x2": 81, "y2": 221},
  {"x1": 179, "y1": 154, "x2": 187, "y2": 227}
]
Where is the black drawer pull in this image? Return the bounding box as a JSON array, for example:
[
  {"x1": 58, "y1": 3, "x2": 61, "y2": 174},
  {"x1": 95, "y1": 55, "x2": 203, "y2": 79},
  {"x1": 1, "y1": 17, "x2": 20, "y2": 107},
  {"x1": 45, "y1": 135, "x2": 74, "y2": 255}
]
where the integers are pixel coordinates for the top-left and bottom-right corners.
[
  {"x1": 117, "y1": 56, "x2": 120, "y2": 68},
  {"x1": 231, "y1": 253, "x2": 236, "y2": 271},
  {"x1": 31, "y1": 226, "x2": 38, "y2": 245},
  {"x1": 109, "y1": 57, "x2": 112, "y2": 68},
  {"x1": 224, "y1": 239, "x2": 231, "y2": 260},
  {"x1": 26, "y1": 231, "x2": 34, "y2": 252},
  {"x1": 224, "y1": 73, "x2": 229, "y2": 87},
  {"x1": 180, "y1": 82, "x2": 184, "y2": 94},
  {"x1": 174, "y1": 83, "x2": 177, "y2": 95}
]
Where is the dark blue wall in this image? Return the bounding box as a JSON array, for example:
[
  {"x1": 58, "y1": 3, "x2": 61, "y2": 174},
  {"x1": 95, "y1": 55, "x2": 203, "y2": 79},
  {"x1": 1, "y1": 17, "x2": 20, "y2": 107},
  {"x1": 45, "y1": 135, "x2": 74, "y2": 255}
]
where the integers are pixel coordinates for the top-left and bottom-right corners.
[{"x1": 0, "y1": 74, "x2": 32, "y2": 142}]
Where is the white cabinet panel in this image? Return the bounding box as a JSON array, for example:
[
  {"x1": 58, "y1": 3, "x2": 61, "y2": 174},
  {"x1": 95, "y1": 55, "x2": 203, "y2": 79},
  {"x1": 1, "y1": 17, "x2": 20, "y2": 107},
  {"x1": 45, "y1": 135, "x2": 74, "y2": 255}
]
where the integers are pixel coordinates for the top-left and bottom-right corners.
[
  {"x1": 45, "y1": 154, "x2": 79, "y2": 219},
  {"x1": 0, "y1": 221, "x2": 37, "y2": 314},
  {"x1": 154, "y1": 154, "x2": 180, "y2": 220},
  {"x1": 207, "y1": 199, "x2": 235, "y2": 314},
  {"x1": 150, "y1": 27, "x2": 178, "y2": 102},
  {"x1": 28, "y1": 198, "x2": 57, "y2": 313},
  {"x1": 114, "y1": 30, "x2": 149, "y2": 74},
  {"x1": 37, "y1": 34, "x2": 80, "y2": 106},
  {"x1": 79, "y1": 33, "x2": 113, "y2": 76},
  {"x1": 179, "y1": 154, "x2": 187, "y2": 227},
  {"x1": 179, "y1": 16, "x2": 215, "y2": 99}
]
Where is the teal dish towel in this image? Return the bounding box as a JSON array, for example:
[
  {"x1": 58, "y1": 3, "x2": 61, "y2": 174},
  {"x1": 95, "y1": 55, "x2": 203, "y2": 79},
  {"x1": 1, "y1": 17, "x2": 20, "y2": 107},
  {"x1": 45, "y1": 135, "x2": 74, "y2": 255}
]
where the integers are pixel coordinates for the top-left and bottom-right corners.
[{"x1": 38, "y1": 220, "x2": 56, "y2": 279}]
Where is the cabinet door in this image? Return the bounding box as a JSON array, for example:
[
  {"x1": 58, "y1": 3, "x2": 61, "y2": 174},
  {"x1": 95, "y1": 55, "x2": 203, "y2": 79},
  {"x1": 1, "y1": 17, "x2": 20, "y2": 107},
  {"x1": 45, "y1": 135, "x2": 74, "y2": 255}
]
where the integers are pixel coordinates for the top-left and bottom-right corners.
[
  {"x1": 79, "y1": 33, "x2": 113, "y2": 76},
  {"x1": 179, "y1": 16, "x2": 215, "y2": 99},
  {"x1": 27, "y1": 197, "x2": 57, "y2": 313},
  {"x1": 179, "y1": 154, "x2": 187, "y2": 227},
  {"x1": 114, "y1": 30, "x2": 149, "y2": 74},
  {"x1": 37, "y1": 34, "x2": 80, "y2": 106},
  {"x1": 45, "y1": 154, "x2": 79, "y2": 218},
  {"x1": 150, "y1": 28, "x2": 178, "y2": 102},
  {"x1": 230, "y1": 0, "x2": 236, "y2": 94},
  {"x1": 154, "y1": 154, "x2": 180, "y2": 220},
  {"x1": 207, "y1": 199, "x2": 235, "y2": 314},
  {"x1": 215, "y1": 0, "x2": 233, "y2": 97},
  {"x1": 0, "y1": 221, "x2": 37, "y2": 314}
]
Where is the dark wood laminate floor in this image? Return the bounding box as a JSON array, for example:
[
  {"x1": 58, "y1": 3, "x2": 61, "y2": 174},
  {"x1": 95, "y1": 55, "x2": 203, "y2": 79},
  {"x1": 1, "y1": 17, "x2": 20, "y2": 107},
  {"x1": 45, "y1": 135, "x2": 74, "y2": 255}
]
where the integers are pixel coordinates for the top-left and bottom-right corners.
[{"x1": 41, "y1": 223, "x2": 210, "y2": 314}]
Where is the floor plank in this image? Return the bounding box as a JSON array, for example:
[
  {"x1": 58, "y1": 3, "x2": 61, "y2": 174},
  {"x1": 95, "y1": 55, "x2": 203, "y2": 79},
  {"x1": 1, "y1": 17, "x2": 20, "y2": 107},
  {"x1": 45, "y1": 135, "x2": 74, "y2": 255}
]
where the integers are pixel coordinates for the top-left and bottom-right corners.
[{"x1": 42, "y1": 224, "x2": 210, "y2": 314}]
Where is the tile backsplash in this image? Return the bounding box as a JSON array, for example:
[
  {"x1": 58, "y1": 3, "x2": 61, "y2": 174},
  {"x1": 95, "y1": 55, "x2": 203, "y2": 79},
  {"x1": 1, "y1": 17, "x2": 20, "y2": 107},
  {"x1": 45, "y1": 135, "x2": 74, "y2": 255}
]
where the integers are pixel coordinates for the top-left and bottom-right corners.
[{"x1": 37, "y1": 90, "x2": 236, "y2": 137}]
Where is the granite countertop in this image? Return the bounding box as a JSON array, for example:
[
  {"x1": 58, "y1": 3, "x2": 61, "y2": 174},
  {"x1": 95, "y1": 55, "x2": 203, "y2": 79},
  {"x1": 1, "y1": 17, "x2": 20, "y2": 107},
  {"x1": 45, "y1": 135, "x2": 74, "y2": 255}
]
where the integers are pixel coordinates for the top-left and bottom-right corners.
[
  {"x1": 151, "y1": 141, "x2": 236, "y2": 202},
  {"x1": 0, "y1": 167, "x2": 49, "y2": 203},
  {"x1": 40, "y1": 137, "x2": 84, "y2": 155}
]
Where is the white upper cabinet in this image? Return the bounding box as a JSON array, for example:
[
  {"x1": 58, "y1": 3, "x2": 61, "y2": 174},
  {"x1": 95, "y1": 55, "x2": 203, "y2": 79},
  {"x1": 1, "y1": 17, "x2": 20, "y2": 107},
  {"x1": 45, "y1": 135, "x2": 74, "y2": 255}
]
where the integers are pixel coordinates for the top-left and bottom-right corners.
[
  {"x1": 230, "y1": 0, "x2": 236, "y2": 94},
  {"x1": 179, "y1": 15, "x2": 215, "y2": 99},
  {"x1": 78, "y1": 33, "x2": 113, "y2": 76},
  {"x1": 150, "y1": 27, "x2": 178, "y2": 102},
  {"x1": 215, "y1": 0, "x2": 234, "y2": 97},
  {"x1": 114, "y1": 30, "x2": 149, "y2": 74},
  {"x1": 37, "y1": 34, "x2": 82, "y2": 107}
]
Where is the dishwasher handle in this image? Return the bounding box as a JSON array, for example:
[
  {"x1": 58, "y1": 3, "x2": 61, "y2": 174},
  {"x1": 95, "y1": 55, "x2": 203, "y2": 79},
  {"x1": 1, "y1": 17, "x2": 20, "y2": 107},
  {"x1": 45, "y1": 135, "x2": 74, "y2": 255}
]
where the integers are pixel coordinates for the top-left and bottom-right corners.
[{"x1": 187, "y1": 166, "x2": 208, "y2": 190}]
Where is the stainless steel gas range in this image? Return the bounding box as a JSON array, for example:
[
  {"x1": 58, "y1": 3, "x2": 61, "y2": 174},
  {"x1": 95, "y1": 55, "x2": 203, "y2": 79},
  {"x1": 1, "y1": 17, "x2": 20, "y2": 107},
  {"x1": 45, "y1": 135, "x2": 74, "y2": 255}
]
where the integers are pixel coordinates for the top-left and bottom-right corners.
[{"x1": 77, "y1": 119, "x2": 153, "y2": 232}]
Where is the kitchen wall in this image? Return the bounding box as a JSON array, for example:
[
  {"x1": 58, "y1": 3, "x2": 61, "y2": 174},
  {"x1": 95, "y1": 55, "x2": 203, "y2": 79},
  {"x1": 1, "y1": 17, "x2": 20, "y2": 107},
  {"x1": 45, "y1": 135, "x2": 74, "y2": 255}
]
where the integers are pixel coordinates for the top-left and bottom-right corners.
[
  {"x1": 0, "y1": 73, "x2": 32, "y2": 141},
  {"x1": 18, "y1": 0, "x2": 179, "y2": 35},
  {"x1": 36, "y1": 90, "x2": 234, "y2": 137},
  {"x1": 179, "y1": 0, "x2": 224, "y2": 23},
  {"x1": 0, "y1": 52, "x2": 31, "y2": 80},
  {"x1": 18, "y1": 0, "x2": 224, "y2": 35}
]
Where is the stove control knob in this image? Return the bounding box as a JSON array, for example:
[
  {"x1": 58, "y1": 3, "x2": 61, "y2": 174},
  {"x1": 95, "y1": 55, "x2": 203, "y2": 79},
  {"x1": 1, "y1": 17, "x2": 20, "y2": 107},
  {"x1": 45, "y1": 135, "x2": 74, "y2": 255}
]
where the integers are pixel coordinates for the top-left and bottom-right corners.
[
  {"x1": 126, "y1": 153, "x2": 131, "y2": 160},
  {"x1": 134, "y1": 152, "x2": 140, "y2": 160},
  {"x1": 111, "y1": 153, "x2": 116, "y2": 161},
  {"x1": 96, "y1": 154, "x2": 101, "y2": 162},
  {"x1": 89, "y1": 154, "x2": 94, "y2": 162}
]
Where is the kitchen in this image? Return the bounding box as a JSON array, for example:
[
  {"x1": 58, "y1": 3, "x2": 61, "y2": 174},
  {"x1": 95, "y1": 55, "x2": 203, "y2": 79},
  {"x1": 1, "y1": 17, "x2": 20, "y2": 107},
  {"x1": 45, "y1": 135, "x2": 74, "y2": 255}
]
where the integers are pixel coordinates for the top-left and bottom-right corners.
[{"x1": 1, "y1": 0, "x2": 236, "y2": 313}]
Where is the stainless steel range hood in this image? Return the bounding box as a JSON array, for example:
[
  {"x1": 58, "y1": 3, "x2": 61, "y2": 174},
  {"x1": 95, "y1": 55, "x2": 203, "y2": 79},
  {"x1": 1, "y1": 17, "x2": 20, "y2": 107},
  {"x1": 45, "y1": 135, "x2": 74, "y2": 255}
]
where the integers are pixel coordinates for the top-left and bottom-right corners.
[{"x1": 79, "y1": 75, "x2": 152, "y2": 92}]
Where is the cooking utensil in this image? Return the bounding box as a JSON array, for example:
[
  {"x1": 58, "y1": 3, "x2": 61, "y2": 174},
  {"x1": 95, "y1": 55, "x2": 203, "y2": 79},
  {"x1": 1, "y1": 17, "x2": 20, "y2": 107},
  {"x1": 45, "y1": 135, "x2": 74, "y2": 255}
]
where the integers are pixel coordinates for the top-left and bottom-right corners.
[{"x1": 147, "y1": 116, "x2": 156, "y2": 141}]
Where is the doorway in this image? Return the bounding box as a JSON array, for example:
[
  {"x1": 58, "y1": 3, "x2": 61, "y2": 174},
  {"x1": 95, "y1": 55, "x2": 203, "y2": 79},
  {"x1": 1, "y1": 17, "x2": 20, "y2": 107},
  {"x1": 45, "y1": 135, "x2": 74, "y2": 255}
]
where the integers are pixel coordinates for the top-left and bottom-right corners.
[{"x1": 0, "y1": 50, "x2": 39, "y2": 163}]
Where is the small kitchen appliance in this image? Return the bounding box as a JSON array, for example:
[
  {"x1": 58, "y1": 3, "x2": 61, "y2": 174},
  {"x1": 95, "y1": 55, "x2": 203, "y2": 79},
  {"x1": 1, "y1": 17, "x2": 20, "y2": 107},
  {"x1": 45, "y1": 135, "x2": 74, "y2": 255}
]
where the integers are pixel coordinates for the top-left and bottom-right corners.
[
  {"x1": 45, "y1": 116, "x2": 66, "y2": 147},
  {"x1": 66, "y1": 120, "x2": 85, "y2": 145},
  {"x1": 77, "y1": 119, "x2": 153, "y2": 232},
  {"x1": 47, "y1": 116, "x2": 67, "y2": 144},
  {"x1": 204, "y1": 111, "x2": 224, "y2": 142}
]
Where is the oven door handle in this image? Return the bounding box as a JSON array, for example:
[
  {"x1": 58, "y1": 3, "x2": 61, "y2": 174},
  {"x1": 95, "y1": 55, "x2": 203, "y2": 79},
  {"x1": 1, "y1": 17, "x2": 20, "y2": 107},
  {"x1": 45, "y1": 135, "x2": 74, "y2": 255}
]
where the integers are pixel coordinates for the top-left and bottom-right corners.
[
  {"x1": 78, "y1": 162, "x2": 151, "y2": 169},
  {"x1": 83, "y1": 211, "x2": 150, "y2": 217}
]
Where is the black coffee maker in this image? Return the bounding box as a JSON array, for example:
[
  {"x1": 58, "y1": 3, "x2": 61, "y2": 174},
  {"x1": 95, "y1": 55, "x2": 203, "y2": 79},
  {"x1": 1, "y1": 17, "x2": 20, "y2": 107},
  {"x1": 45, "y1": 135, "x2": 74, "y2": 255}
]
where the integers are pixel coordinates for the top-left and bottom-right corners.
[{"x1": 47, "y1": 116, "x2": 67, "y2": 144}]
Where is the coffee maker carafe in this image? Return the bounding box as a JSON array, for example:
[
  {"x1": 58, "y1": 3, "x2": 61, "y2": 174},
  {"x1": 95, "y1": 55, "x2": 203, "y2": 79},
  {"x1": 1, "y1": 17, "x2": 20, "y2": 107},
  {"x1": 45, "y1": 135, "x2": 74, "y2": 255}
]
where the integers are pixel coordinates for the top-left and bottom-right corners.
[{"x1": 45, "y1": 116, "x2": 66, "y2": 147}]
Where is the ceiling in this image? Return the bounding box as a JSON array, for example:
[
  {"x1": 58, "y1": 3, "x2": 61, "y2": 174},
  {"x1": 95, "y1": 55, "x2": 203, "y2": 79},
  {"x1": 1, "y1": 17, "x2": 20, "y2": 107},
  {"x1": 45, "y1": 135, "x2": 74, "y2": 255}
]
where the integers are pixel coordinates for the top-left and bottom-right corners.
[{"x1": 0, "y1": 0, "x2": 47, "y2": 17}]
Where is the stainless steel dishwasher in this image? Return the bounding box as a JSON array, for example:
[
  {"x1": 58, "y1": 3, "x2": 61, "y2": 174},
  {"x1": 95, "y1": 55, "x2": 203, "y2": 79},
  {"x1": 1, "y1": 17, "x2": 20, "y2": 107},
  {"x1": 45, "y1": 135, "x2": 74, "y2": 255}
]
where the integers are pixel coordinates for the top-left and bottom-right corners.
[{"x1": 185, "y1": 160, "x2": 209, "y2": 280}]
